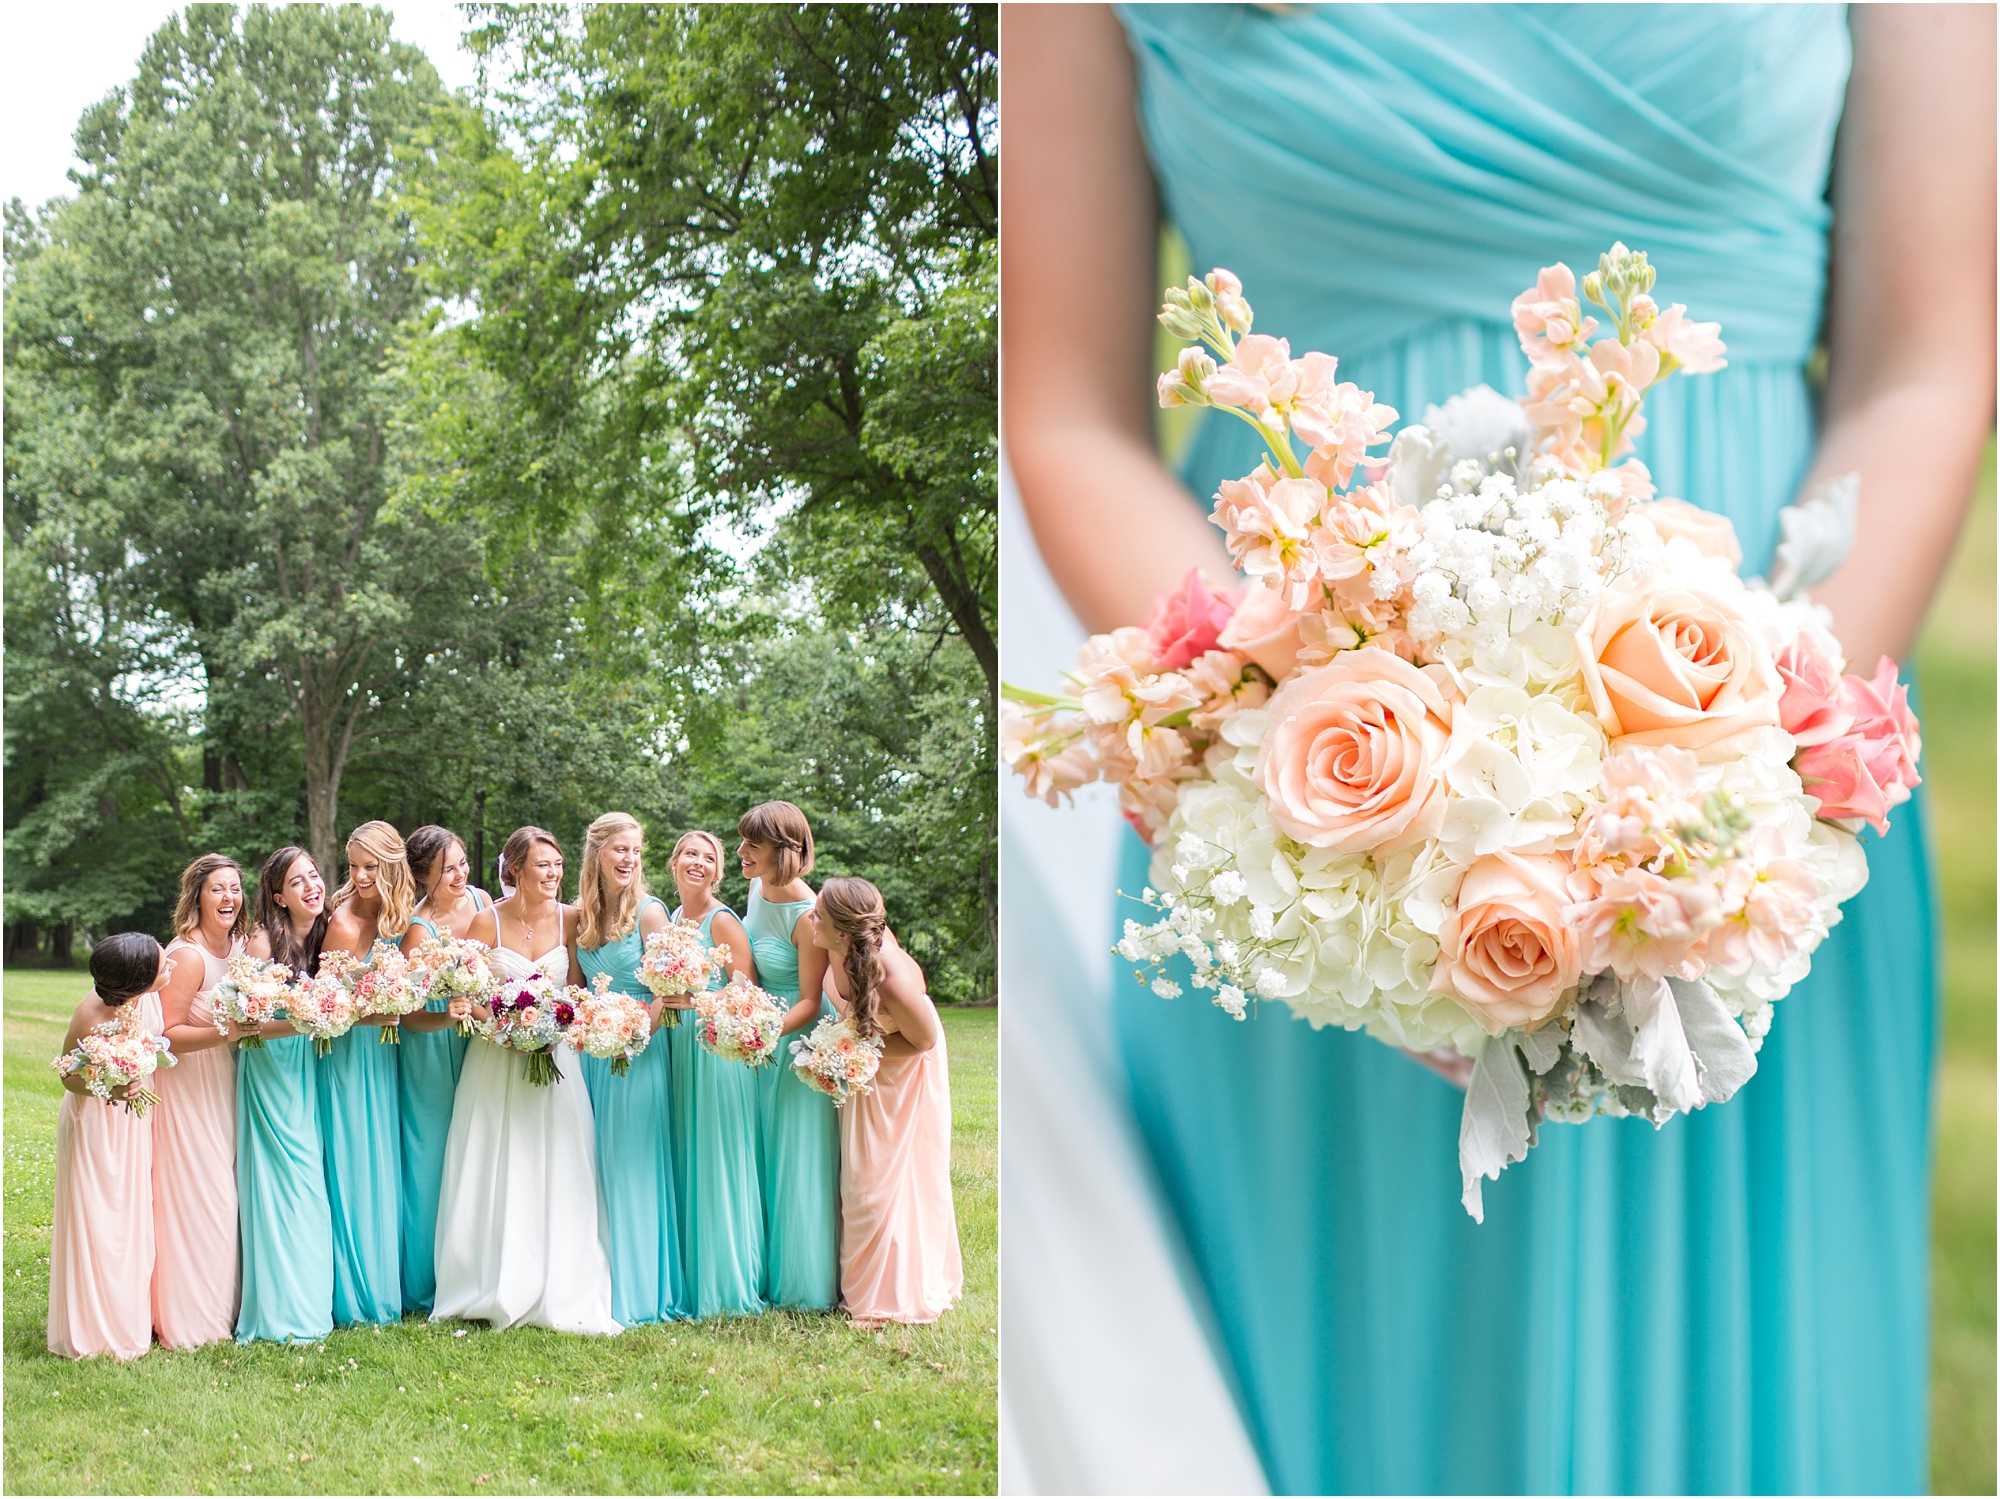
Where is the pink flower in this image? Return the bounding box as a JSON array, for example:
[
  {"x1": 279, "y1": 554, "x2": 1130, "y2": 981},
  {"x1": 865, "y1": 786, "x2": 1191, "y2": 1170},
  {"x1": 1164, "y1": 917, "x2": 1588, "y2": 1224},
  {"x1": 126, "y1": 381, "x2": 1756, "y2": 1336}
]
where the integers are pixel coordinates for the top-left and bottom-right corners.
[
  {"x1": 1772, "y1": 627, "x2": 1851, "y2": 747},
  {"x1": 1205, "y1": 334, "x2": 1296, "y2": 427},
  {"x1": 1644, "y1": 304, "x2": 1727, "y2": 374},
  {"x1": 1632, "y1": 498, "x2": 1743, "y2": 567},
  {"x1": 1220, "y1": 474, "x2": 1326, "y2": 600},
  {"x1": 1431, "y1": 851, "x2": 1585, "y2": 1034},
  {"x1": 1576, "y1": 583, "x2": 1782, "y2": 753},
  {"x1": 1703, "y1": 838, "x2": 1819, "y2": 975},
  {"x1": 1144, "y1": 569, "x2": 1237, "y2": 670},
  {"x1": 1566, "y1": 864, "x2": 1719, "y2": 983},
  {"x1": 1253, "y1": 646, "x2": 1453, "y2": 853},
  {"x1": 1511, "y1": 263, "x2": 1598, "y2": 367},
  {"x1": 1184, "y1": 648, "x2": 1271, "y2": 731},
  {"x1": 1794, "y1": 658, "x2": 1922, "y2": 833},
  {"x1": 1217, "y1": 582, "x2": 1307, "y2": 680}
]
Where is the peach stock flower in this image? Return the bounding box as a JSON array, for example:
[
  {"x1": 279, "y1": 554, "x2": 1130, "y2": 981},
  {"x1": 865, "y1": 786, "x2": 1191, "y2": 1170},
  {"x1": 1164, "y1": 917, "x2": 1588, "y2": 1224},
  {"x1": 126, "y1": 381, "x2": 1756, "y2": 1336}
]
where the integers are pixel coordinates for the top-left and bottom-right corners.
[
  {"x1": 1254, "y1": 647, "x2": 1453, "y2": 852},
  {"x1": 1576, "y1": 583, "x2": 1781, "y2": 753},
  {"x1": 1632, "y1": 498, "x2": 1743, "y2": 567},
  {"x1": 1205, "y1": 334, "x2": 1296, "y2": 429},
  {"x1": 1566, "y1": 864, "x2": 1720, "y2": 982},
  {"x1": 1431, "y1": 851, "x2": 1584, "y2": 1033},
  {"x1": 1511, "y1": 264, "x2": 1598, "y2": 366},
  {"x1": 1643, "y1": 304, "x2": 1727, "y2": 374}
]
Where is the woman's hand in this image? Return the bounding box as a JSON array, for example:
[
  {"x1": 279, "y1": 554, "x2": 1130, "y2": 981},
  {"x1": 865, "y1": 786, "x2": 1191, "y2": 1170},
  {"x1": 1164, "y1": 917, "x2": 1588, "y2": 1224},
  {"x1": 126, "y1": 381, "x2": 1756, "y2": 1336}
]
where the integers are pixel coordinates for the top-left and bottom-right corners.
[
  {"x1": 448, "y1": 995, "x2": 472, "y2": 1023},
  {"x1": 1400, "y1": 1046, "x2": 1475, "y2": 1091}
]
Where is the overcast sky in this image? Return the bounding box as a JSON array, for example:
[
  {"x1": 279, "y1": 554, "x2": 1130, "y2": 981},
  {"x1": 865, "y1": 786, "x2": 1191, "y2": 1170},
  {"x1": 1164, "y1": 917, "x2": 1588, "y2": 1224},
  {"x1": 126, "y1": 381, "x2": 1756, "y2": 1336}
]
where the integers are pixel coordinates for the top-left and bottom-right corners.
[{"x1": 2, "y1": 2, "x2": 482, "y2": 212}]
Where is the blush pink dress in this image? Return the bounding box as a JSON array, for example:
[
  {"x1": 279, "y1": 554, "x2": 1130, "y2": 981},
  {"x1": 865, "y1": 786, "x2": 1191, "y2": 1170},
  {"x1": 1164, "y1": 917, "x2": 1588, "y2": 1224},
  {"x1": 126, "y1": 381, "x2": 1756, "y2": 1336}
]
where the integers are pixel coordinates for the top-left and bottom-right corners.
[
  {"x1": 834, "y1": 986, "x2": 963, "y2": 1324},
  {"x1": 47, "y1": 990, "x2": 163, "y2": 1360},
  {"x1": 151, "y1": 936, "x2": 242, "y2": 1347}
]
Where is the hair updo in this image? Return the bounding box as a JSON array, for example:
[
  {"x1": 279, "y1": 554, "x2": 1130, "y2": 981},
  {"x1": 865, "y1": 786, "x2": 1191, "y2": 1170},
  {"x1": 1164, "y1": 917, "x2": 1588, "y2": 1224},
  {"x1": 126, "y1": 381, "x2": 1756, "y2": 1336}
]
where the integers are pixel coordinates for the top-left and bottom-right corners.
[
  {"x1": 89, "y1": 931, "x2": 163, "y2": 1006},
  {"x1": 817, "y1": 876, "x2": 889, "y2": 1041},
  {"x1": 499, "y1": 826, "x2": 565, "y2": 892},
  {"x1": 736, "y1": 801, "x2": 815, "y2": 887}
]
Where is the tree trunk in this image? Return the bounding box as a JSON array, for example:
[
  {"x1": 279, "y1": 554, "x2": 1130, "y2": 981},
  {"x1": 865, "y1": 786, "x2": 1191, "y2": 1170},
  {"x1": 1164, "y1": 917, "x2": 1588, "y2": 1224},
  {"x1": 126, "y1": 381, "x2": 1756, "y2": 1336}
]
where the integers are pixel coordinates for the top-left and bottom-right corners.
[
  {"x1": 912, "y1": 536, "x2": 997, "y2": 701},
  {"x1": 301, "y1": 702, "x2": 343, "y2": 883}
]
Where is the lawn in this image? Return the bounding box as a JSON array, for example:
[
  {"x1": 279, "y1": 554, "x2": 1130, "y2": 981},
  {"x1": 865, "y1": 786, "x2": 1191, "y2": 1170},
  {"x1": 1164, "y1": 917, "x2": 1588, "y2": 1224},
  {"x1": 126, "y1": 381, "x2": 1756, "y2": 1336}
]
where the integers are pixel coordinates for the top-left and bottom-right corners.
[
  {"x1": 1, "y1": 979, "x2": 995, "y2": 1496},
  {"x1": 1917, "y1": 439, "x2": 1997, "y2": 1497}
]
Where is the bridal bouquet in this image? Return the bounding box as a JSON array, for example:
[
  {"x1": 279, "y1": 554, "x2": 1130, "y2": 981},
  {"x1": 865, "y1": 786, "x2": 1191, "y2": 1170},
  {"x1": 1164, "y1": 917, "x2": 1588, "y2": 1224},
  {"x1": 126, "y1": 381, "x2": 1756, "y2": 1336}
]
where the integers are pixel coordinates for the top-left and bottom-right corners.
[
  {"x1": 692, "y1": 977, "x2": 788, "y2": 1068},
  {"x1": 637, "y1": 922, "x2": 731, "y2": 1027},
  {"x1": 567, "y1": 975, "x2": 653, "y2": 1076},
  {"x1": 407, "y1": 934, "x2": 498, "y2": 1035},
  {"x1": 53, "y1": 1017, "x2": 176, "y2": 1117},
  {"x1": 290, "y1": 951, "x2": 365, "y2": 1057},
  {"x1": 210, "y1": 954, "x2": 293, "y2": 1050},
  {"x1": 1004, "y1": 245, "x2": 1919, "y2": 1219},
  {"x1": 483, "y1": 971, "x2": 573, "y2": 1087},
  {"x1": 351, "y1": 946, "x2": 428, "y2": 1044},
  {"x1": 788, "y1": 1014, "x2": 884, "y2": 1106}
]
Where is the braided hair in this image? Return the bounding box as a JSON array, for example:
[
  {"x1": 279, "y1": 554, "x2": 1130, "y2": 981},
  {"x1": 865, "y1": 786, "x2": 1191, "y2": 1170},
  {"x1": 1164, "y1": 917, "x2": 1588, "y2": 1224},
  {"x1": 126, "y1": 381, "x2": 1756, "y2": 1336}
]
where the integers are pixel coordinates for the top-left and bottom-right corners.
[{"x1": 817, "y1": 876, "x2": 888, "y2": 1042}]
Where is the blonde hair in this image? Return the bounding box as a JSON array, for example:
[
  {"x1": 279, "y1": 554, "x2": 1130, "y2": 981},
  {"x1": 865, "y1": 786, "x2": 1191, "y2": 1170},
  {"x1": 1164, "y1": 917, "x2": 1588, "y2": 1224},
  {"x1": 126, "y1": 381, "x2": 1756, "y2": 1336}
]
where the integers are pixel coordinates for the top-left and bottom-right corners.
[
  {"x1": 173, "y1": 853, "x2": 251, "y2": 943},
  {"x1": 737, "y1": 801, "x2": 814, "y2": 886},
  {"x1": 818, "y1": 876, "x2": 888, "y2": 1041},
  {"x1": 668, "y1": 830, "x2": 727, "y2": 897},
  {"x1": 578, "y1": 811, "x2": 649, "y2": 950},
  {"x1": 331, "y1": 819, "x2": 415, "y2": 940}
]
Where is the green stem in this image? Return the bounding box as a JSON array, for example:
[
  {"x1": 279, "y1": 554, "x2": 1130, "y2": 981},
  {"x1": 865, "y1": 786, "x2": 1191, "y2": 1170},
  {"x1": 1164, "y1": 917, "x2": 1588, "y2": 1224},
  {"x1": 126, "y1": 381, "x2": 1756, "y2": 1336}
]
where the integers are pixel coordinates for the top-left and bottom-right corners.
[
  {"x1": 1219, "y1": 404, "x2": 1306, "y2": 480},
  {"x1": 1001, "y1": 682, "x2": 1080, "y2": 709}
]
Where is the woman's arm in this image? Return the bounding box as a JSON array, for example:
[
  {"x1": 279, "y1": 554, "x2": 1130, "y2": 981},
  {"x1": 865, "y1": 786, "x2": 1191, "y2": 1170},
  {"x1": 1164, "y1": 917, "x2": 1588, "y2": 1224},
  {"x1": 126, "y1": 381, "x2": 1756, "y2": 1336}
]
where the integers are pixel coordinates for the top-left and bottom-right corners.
[
  {"x1": 157, "y1": 944, "x2": 236, "y2": 1054},
  {"x1": 781, "y1": 914, "x2": 831, "y2": 1037},
  {"x1": 711, "y1": 912, "x2": 755, "y2": 987},
  {"x1": 1002, "y1": 3, "x2": 1235, "y2": 633},
  {"x1": 635, "y1": 899, "x2": 670, "y2": 1028},
  {"x1": 877, "y1": 946, "x2": 941, "y2": 1057},
  {"x1": 1805, "y1": 4, "x2": 1995, "y2": 667}
]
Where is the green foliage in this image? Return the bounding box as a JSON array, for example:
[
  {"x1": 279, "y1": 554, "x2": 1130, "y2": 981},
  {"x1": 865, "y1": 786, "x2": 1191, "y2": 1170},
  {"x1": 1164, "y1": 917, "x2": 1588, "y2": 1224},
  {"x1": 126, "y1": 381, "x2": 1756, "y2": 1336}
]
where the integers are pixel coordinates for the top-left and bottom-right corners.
[{"x1": 2, "y1": 970, "x2": 997, "y2": 1493}]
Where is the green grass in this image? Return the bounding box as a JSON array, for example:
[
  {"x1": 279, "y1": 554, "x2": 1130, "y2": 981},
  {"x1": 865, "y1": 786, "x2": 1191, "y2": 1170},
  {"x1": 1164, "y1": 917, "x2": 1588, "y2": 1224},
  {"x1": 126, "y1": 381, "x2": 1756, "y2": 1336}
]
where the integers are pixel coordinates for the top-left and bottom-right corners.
[
  {"x1": 1, "y1": 974, "x2": 995, "y2": 1495},
  {"x1": 1915, "y1": 438, "x2": 1996, "y2": 1497}
]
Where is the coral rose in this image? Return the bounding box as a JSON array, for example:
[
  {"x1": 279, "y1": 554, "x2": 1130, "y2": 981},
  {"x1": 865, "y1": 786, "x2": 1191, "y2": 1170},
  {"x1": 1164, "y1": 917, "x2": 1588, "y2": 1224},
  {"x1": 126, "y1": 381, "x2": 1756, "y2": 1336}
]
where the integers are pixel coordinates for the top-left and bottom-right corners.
[
  {"x1": 1144, "y1": 568, "x2": 1237, "y2": 671},
  {"x1": 1772, "y1": 626, "x2": 1850, "y2": 747},
  {"x1": 1253, "y1": 646, "x2": 1452, "y2": 852},
  {"x1": 1795, "y1": 657, "x2": 1922, "y2": 834},
  {"x1": 1431, "y1": 851, "x2": 1583, "y2": 1033},
  {"x1": 1576, "y1": 583, "x2": 1780, "y2": 754},
  {"x1": 1632, "y1": 498, "x2": 1743, "y2": 567},
  {"x1": 1218, "y1": 582, "x2": 1306, "y2": 680}
]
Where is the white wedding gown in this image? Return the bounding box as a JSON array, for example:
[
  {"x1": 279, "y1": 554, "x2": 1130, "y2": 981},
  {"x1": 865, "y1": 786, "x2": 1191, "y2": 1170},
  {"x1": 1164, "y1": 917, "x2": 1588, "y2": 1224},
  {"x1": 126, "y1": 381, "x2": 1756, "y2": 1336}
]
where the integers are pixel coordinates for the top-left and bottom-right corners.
[{"x1": 430, "y1": 937, "x2": 621, "y2": 1335}]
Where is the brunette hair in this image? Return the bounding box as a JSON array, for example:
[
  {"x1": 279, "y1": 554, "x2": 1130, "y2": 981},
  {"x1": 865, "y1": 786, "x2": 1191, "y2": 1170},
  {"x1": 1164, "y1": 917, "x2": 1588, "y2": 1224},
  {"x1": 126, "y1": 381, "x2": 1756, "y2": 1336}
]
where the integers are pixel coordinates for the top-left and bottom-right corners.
[
  {"x1": 172, "y1": 854, "x2": 251, "y2": 943},
  {"x1": 577, "y1": 812, "x2": 648, "y2": 950},
  {"x1": 499, "y1": 826, "x2": 565, "y2": 893},
  {"x1": 89, "y1": 931, "x2": 163, "y2": 1006},
  {"x1": 405, "y1": 825, "x2": 467, "y2": 892},
  {"x1": 737, "y1": 801, "x2": 814, "y2": 886},
  {"x1": 817, "y1": 876, "x2": 888, "y2": 1041},
  {"x1": 330, "y1": 820, "x2": 416, "y2": 940},
  {"x1": 256, "y1": 845, "x2": 328, "y2": 976}
]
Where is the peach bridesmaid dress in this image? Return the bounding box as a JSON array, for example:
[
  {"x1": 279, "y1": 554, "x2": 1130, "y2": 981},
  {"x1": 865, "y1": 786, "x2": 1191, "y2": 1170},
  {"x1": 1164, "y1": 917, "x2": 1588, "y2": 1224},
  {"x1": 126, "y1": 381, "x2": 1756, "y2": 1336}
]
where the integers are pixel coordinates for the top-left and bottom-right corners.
[
  {"x1": 152, "y1": 935, "x2": 242, "y2": 1347},
  {"x1": 834, "y1": 992, "x2": 963, "y2": 1324},
  {"x1": 47, "y1": 990, "x2": 162, "y2": 1360}
]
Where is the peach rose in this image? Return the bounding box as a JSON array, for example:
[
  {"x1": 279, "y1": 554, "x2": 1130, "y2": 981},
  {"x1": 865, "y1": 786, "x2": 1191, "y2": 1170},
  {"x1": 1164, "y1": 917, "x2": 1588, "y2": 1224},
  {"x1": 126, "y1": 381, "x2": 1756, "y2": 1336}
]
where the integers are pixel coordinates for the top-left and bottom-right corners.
[
  {"x1": 1632, "y1": 498, "x2": 1743, "y2": 566},
  {"x1": 1431, "y1": 851, "x2": 1582, "y2": 1033},
  {"x1": 1253, "y1": 646, "x2": 1451, "y2": 852},
  {"x1": 1218, "y1": 582, "x2": 1306, "y2": 680},
  {"x1": 1576, "y1": 583, "x2": 1780, "y2": 754}
]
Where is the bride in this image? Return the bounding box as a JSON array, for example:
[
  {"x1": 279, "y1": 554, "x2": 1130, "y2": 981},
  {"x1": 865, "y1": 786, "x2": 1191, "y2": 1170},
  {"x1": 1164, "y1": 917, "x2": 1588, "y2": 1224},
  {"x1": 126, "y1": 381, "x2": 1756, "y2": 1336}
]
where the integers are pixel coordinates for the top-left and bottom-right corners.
[{"x1": 431, "y1": 825, "x2": 619, "y2": 1335}]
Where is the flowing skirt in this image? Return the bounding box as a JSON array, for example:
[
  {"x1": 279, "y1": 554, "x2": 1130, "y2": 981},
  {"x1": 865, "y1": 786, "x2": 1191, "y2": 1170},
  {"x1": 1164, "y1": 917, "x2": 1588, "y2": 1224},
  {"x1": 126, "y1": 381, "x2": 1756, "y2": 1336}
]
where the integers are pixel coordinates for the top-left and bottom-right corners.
[
  {"x1": 397, "y1": 1014, "x2": 467, "y2": 1313},
  {"x1": 316, "y1": 1027, "x2": 402, "y2": 1325},
  {"x1": 839, "y1": 1030, "x2": 963, "y2": 1324},
  {"x1": 581, "y1": 1034, "x2": 687, "y2": 1325},
  {"x1": 431, "y1": 1039, "x2": 620, "y2": 1335},
  {"x1": 670, "y1": 1019, "x2": 767, "y2": 1318},
  {"x1": 48, "y1": 1092, "x2": 154, "y2": 1360},
  {"x1": 235, "y1": 1034, "x2": 334, "y2": 1343},
  {"x1": 762, "y1": 997, "x2": 841, "y2": 1310},
  {"x1": 150, "y1": 1039, "x2": 238, "y2": 1347}
]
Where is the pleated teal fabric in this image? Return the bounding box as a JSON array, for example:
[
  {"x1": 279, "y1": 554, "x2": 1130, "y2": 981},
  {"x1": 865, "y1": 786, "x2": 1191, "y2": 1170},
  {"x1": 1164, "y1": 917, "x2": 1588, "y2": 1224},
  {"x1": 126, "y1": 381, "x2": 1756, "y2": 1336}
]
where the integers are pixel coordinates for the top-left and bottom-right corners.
[
  {"x1": 578, "y1": 894, "x2": 689, "y2": 1325},
  {"x1": 235, "y1": 1033, "x2": 335, "y2": 1343},
  {"x1": 398, "y1": 905, "x2": 477, "y2": 1313},
  {"x1": 1112, "y1": 6, "x2": 1935, "y2": 1493}
]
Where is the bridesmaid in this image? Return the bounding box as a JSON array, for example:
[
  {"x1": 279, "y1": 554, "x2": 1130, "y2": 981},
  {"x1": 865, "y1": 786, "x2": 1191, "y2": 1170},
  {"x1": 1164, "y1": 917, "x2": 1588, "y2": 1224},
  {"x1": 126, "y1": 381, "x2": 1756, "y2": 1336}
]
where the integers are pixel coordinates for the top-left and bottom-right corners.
[
  {"x1": 238, "y1": 846, "x2": 335, "y2": 1343},
  {"x1": 318, "y1": 819, "x2": 410, "y2": 1326},
  {"x1": 813, "y1": 877, "x2": 963, "y2": 1326},
  {"x1": 396, "y1": 824, "x2": 489, "y2": 1314},
  {"x1": 737, "y1": 801, "x2": 839, "y2": 1311},
  {"x1": 569, "y1": 811, "x2": 688, "y2": 1325},
  {"x1": 666, "y1": 830, "x2": 766, "y2": 1318},
  {"x1": 152, "y1": 855, "x2": 251, "y2": 1348},
  {"x1": 48, "y1": 933, "x2": 169, "y2": 1360}
]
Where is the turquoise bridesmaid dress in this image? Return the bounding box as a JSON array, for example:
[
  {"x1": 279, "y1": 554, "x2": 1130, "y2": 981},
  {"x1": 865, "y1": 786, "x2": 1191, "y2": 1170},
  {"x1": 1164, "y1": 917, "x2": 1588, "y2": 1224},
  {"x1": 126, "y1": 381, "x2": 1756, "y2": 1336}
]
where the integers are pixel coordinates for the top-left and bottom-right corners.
[
  {"x1": 1111, "y1": 7, "x2": 1936, "y2": 1493},
  {"x1": 316, "y1": 936, "x2": 403, "y2": 1325},
  {"x1": 578, "y1": 894, "x2": 689, "y2": 1325},
  {"x1": 743, "y1": 879, "x2": 840, "y2": 1310},
  {"x1": 397, "y1": 898, "x2": 480, "y2": 1313},
  {"x1": 236, "y1": 1029, "x2": 335, "y2": 1342},
  {"x1": 670, "y1": 904, "x2": 768, "y2": 1318}
]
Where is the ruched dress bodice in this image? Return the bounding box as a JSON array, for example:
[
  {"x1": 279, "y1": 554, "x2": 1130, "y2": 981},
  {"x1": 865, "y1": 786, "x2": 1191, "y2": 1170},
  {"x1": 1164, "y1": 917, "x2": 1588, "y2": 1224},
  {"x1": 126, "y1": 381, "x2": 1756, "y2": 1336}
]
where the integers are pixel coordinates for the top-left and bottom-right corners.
[{"x1": 1106, "y1": 8, "x2": 1935, "y2": 1495}]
